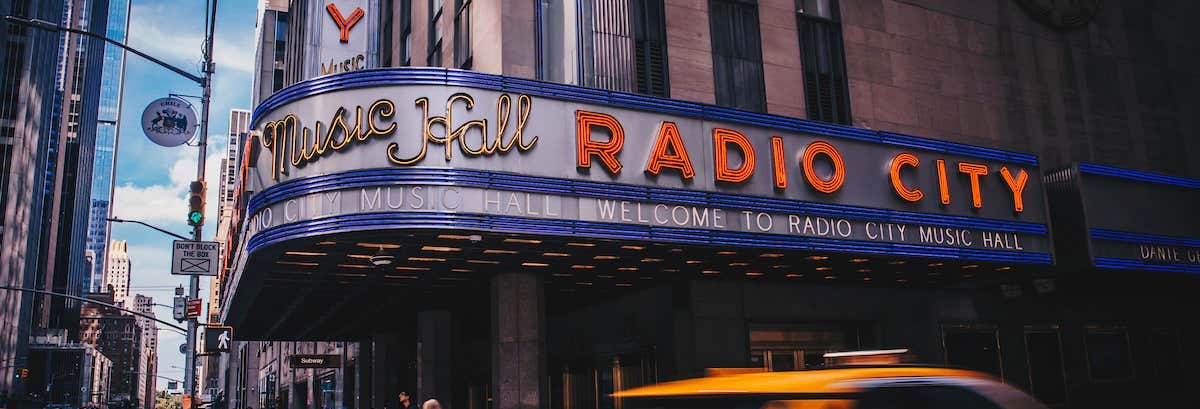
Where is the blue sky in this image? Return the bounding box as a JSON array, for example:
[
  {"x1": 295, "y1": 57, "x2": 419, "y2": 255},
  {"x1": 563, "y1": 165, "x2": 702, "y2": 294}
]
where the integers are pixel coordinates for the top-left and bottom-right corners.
[{"x1": 109, "y1": 0, "x2": 256, "y2": 390}]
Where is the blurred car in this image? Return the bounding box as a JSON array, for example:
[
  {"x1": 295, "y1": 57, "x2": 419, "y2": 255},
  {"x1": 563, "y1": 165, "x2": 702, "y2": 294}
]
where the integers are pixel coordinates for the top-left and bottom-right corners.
[{"x1": 613, "y1": 350, "x2": 1048, "y2": 409}]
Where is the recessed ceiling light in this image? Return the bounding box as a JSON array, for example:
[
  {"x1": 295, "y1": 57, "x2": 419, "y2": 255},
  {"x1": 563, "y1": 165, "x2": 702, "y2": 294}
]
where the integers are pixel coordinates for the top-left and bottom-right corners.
[
  {"x1": 451, "y1": 268, "x2": 472, "y2": 273},
  {"x1": 408, "y1": 257, "x2": 446, "y2": 262},
  {"x1": 862, "y1": 277, "x2": 873, "y2": 281},
  {"x1": 961, "y1": 264, "x2": 979, "y2": 269},
  {"x1": 729, "y1": 262, "x2": 750, "y2": 267},
  {"x1": 760, "y1": 253, "x2": 784, "y2": 258},
  {"x1": 856, "y1": 268, "x2": 871, "y2": 273},
  {"x1": 888, "y1": 260, "x2": 907, "y2": 265},
  {"x1": 995, "y1": 266, "x2": 1012, "y2": 271},
  {"x1": 745, "y1": 272, "x2": 764, "y2": 277},
  {"x1": 284, "y1": 251, "x2": 326, "y2": 256},
  {"x1": 383, "y1": 274, "x2": 418, "y2": 279},
  {"x1": 467, "y1": 259, "x2": 501, "y2": 265},
  {"x1": 615, "y1": 283, "x2": 633, "y2": 287},
  {"x1": 276, "y1": 261, "x2": 318, "y2": 267},
  {"x1": 567, "y1": 242, "x2": 596, "y2": 247},
  {"x1": 357, "y1": 242, "x2": 400, "y2": 249},
  {"x1": 717, "y1": 251, "x2": 737, "y2": 255},
  {"x1": 663, "y1": 268, "x2": 679, "y2": 272},
  {"x1": 963, "y1": 273, "x2": 975, "y2": 278},
  {"x1": 543, "y1": 252, "x2": 570, "y2": 257},
  {"x1": 437, "y1": 234, "x2": 474, "y2": 240},
  {"x1": 621, "y1": 245, "x2": 645, "y2": 250},
  {"x1": 806, "y1": 255, "x2": 829, "y2": 261},
  {"x1": 928, "y1": 262, "x2": 944, "y2": 267},
  {"x1": 571, "y1": 265, "x2": 595, "y2": 269},
  {"x1": 347, "y1": 254, "x2": 372, "y2": 259},
  {"x1": 785, "y1": 273, "x2": 803, "y2": 278},
  {"x1": 701, "y1": 270, "x2": 720, "y2": 275},
  {"x1": 551, "y1": 273, "x2": 573, "y2": 277},
  {"x1": 641, "y1": 258, "x2": 663, "y2": 262},
  {"x1": 336, "y1": 264, "x2": 371, "y2": 269},
  {"x1": 824, "y1": 275, "x2": 836, "y2": 280},
  {"x1": 896, "y1": 278, "x2": 909, "y2": 283},
  {"x1": 593, "y1": 255, "x2": 618, "y2": 260},
  {"x1": 685, "y1": 260, "x2": 702, "y2": 264},
  {"x1": 850, "y1": 258, "x2": 869, "y2": 263},
  {"x1": 522, "y1": 262, "x2": 549, "y2": 267},
  {"x1": 772, "y1": 265, "x2": 790, "y2": 269},
  {"x1": 484, "y1": 249, "x2": 518, "y2": 255},
  {"x1": 815, "y1": 266, "x2": 832, "y2": 271},
  {"x1": 598, "y1": 274, "x2": 615, "y2": 278},
  {"x1": 504, "y1": 238, "x2": 542, "y2": 244},
  {"x1": 618, "y1": 267, "x2": 638, "y2": 271},
  {"x1": 316, "y1": 241, "x2": 336, "y2": 245},
  {"x1": 421, "y1": 246, "x2": 461, "y2": 252},
  {"x1": 575, "y1": 281, "x2": 594, "y2": 286},
  {"x1": 394, "y1": 266, "x2": 430, "y2": 271},
  {"x1": 670, "y1": 248, "x2": 684, "y2": 252}
]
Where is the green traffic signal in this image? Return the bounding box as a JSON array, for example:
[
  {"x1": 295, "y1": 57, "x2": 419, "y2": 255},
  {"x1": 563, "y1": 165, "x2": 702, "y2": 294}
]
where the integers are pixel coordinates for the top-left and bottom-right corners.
[{"x1": 188, "y1": 210, "x2": 203, "y2": 225}]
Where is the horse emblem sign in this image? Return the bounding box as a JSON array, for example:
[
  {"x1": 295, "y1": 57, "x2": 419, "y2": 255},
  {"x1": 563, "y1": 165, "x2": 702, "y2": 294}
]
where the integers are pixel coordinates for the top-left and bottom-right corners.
[{"x1": 141, "y1": 97, "x2": 198, "y2": 147}]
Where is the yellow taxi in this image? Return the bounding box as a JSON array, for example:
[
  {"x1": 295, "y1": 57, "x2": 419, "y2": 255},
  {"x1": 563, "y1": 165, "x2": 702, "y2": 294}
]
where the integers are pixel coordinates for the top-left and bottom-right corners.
[{"x1": 613, "y1": 350, "x2": 1048, "y2": 409}]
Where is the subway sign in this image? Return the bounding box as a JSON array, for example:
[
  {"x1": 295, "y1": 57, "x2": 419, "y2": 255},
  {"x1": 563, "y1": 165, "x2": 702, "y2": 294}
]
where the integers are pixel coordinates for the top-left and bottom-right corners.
[{"x1": 247, "y1": 72, "x2": 1052, "y2": 262}]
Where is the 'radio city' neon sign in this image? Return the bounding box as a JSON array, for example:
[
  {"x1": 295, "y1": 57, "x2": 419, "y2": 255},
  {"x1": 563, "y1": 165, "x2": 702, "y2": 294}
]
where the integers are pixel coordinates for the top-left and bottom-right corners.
[{"x1": 576, "y1": 111, "x2": 1030, "y2": 213}]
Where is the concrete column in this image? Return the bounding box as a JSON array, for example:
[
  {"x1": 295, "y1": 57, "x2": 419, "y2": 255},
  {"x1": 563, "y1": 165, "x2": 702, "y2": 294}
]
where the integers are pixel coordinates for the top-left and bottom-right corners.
[
  {"x1": 418, "y1": 310, "x2": 453, "y2": 406},
  {"x1": 491, "y1": 272, "x2": 545, "y2": 409}
]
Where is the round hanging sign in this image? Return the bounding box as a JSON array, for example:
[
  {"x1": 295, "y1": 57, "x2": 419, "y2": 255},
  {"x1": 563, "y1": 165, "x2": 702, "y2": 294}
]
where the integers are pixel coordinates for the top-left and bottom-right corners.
[{"x1": 141, "y1": 97, "x2": 198, "y2": 147}]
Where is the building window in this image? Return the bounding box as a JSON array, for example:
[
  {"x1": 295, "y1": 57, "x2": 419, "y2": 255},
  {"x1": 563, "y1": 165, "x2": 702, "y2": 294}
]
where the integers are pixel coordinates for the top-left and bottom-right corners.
[
  {"x1": 1084, "y1": 325, "x2": 1134, "y2": 381},
  {"x1": 383, "y1": 0, "x2": 412, "y2": 66},
  {"x1": 1023, "y1": 326, "x2": 1067, "y2": 405},
  {"x1": 796, "y1": 0, "x2": 850, "y2": 124},
  {"x1": 401, "y1": 0, "x2": 412, "y2": 65},
  {"x1": 574, "y1": 0, "x2": 669, "y2": 96},
  {"x1": 428, "y1": 0, "x2": 443, "y2": 66},
  {"x1": 709, "y1": 0, "x2": 766, "y2": 112},
  {"x1": 454, "y1": 0, "x2": 471, "y2": 68},
  {"x1": 941, "y1": 323, "x2": 1002, "y2": 377}
]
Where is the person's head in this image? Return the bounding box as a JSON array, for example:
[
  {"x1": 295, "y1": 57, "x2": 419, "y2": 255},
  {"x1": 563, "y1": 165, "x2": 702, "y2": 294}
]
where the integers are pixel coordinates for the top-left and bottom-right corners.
[
  {"x1": 399, "y1": 391, "x2": 411, "y2": 404},
  {"x1": 423, "y1": 399, "x2": 442, "y2": 409}
]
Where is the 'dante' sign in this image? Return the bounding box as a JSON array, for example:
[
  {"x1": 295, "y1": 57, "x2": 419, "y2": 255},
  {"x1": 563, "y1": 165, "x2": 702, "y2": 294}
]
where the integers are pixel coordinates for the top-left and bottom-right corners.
[{"x1": 249, "y1": 81, "x2": 1050, "y2": 259}]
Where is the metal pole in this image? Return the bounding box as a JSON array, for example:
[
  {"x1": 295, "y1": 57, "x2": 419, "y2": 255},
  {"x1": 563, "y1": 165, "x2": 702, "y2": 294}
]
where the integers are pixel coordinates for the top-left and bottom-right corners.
[{"x1": 187, "y1": 0, "x2": 218, "y2": 402}]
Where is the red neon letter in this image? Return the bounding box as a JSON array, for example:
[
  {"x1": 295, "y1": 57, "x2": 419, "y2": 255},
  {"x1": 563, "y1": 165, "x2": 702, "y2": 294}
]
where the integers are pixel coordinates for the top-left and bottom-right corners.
[
  {"x1": 958, "y1": 162, "x2": 990, "y2": 209},
  {"x1": 1000, "y1": 166, "x2": 1029, "y2": 213},
  {"x1": 576, "y1": 110, "x2": 625, "y2": 174},
  {"x1": 770, "y1": 136, "x2": 787, "y2": 189},
  {"x1": 326, "y1": 4, "x2": 365, "y2": 43},
  {"x1": 889, "y1": 153, "x2": 923, "y2": 202},
  {"x1": 801, "y1": 141, "x2": 845, "y2": 194},
  {"x1": 644, "y1": 122, "x2": 695, "y2": 179},
  {"x1": 713, "y1": 128, "x2": 756, "y2": 183},
  {"x1": 936, "y1": 159, "x2": 951, "y2": 205}
]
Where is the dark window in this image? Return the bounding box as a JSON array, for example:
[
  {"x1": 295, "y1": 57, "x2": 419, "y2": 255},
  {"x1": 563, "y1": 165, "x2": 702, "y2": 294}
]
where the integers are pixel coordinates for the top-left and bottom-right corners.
[
  {"x1": 454, "y1": 0, "x2": 472, "y2": 68},
  {"x1": 384, "y1": 0, "x2": 412, "y2": 66},
  {"x1": 942, "y1": 324, "x2": 1002, "y2": 377},
  {"x1": 578, "y1": 0, "x2": 669, "y2": 97},
  {"x1": 428, "y1": 0, "x2": 443, "y2": 66},
  {"x1": 382, "y1": 0, "x2": 394, "y2": 65},
  {"x1": 709, "y1": 0, "x2": 766, "y2": 112},
  {"x1": 1085, "y1": 326, "x2": 1133, "y2": 381},
  {"x1": 796, "y1": 0, "x2": 850, "y2": 124},
  {"x1": 401, "y1": 0, "x2": 412, "y2": 65},
  {"x1": 632, "y1": 0, "x2": 669, "y2": 96},
  {"x1": 1024, "y1": 327, "x2": 1067, "y2": 405}
]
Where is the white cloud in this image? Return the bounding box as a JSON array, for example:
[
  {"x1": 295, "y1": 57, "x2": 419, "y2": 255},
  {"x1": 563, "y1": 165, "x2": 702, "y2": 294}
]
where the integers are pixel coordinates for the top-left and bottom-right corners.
[
  {"x1": 128, "y1": 3, "x2": 255, "y2": 73},
  {"x1": 112, "y1": 142, "x2": 227, "y2": 229}
]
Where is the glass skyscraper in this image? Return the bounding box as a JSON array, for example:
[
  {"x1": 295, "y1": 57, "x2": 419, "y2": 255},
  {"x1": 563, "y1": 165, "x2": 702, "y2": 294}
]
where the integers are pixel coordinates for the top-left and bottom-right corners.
[{"x1": 85, "y1": 0, "x2": 131, "y2": 292}]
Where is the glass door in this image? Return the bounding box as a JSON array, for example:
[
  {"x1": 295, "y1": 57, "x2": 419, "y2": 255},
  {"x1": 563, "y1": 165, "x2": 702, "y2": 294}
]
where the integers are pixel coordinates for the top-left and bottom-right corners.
[
  {"x1": 749, "y1": 323, "x2": 874, "y2": 370},
  {"x1": 941, "y1": 323, "x2": 1003, "y2": 377}
]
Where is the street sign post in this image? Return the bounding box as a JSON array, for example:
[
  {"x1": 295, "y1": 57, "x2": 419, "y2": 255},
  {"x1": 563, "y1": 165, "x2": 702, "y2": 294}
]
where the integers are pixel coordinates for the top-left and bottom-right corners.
[
  {"x1": 172, "y1": 240, "x2": 220, "y2": 276},
  {"x1": 202, "y1": 325, "x2": 233, "y2": 354},
  {"x1": 288, "y1": 354, "x2": 342, "y2": 368},
  {"x1": 185, "y1": 298, "x2": 203, "y2": 319}
]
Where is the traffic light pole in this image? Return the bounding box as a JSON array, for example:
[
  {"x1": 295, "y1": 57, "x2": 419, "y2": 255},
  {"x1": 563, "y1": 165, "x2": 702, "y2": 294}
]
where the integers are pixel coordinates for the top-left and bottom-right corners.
[{"x1": 186, "y1": 0, "x2": 218, "y2": 401}]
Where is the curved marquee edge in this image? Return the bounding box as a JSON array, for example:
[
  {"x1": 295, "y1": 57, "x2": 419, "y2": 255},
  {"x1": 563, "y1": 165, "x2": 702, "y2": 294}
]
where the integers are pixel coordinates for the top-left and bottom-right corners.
[
  {"x1": 243, "y1": 210, "x2": 1054, "y2": 266},
  {"x1": 251, "y1": 67, "x2": 1040, "y2": 166}
]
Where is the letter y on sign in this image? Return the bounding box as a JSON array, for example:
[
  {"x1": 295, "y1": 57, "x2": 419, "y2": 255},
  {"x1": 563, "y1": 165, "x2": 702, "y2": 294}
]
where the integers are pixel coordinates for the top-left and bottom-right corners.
[{"x1": 326, "y1": 3, "x2": 365, "y2": 43}]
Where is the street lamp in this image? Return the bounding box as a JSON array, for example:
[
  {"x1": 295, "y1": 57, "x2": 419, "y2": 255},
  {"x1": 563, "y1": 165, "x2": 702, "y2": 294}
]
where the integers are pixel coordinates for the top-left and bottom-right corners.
[{"x1": 4, "y1": 2, "x2": 219, "y2": 402}]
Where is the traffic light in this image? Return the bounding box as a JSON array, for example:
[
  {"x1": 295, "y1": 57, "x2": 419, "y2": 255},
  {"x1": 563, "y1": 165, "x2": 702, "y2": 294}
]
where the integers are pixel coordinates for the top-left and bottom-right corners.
[
  {"x1": 15, "y1": 368, "x2": 27, "y2": 380},
  {"x1": 188, "y1": 180, "x2": 206, "y2": 226}
]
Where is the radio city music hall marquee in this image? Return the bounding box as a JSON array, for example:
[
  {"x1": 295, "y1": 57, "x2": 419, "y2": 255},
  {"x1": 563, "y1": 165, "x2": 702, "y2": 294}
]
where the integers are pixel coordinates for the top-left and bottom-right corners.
[{"x1": 247, "y1": 80, "x2": 1052, "y2": 259}]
